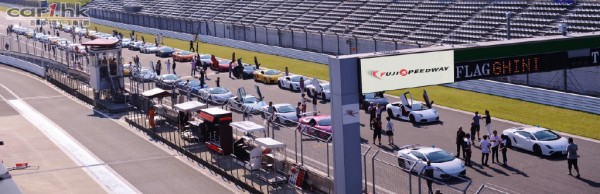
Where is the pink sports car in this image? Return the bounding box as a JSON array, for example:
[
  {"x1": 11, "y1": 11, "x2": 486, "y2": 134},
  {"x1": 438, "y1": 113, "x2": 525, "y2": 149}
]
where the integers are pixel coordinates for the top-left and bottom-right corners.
[{"x1": 297, "y1": 114, "x2": 332, "y2": 140}]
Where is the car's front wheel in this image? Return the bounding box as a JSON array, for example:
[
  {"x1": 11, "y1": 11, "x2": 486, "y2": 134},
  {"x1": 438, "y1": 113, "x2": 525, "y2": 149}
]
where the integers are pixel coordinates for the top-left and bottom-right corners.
[
  {"x1": 278, "y1": 81, "x2": 284, "y2": 89},
  {"x1": 533, "y1": 144, "x2": 542, "y2": 157},
  {"x1": 387, "y1": 109, "x2": 394, "y2": 118},
  {"x1": 409, "y1": 115, "x2": 416, "y2": 123},
  {"x1": 263, "y1": 78, "x2": 268, "y2": 84}
]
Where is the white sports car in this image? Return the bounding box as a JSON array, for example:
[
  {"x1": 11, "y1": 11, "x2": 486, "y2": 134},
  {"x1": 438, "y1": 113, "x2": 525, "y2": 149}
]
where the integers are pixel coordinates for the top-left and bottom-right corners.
[
  {"x1": 397, "y1": 145, "x2": 465, "y2": 179},
  {"x1": 278, "y1": 75, "x2": 311, "y2": 91},
  {"x1": 261, "y1": 103, "x2": 298, "y2": 124},
  {"x1": 386, "y1": 90, "x2": 439, "y2": 123},
  {"x1": 306, "y1": 78, "x2": 331, "y2": 100},
  {"x1": 229, "y1": 86, "x2": 266, "y2": 114},
  {"x1": 198, "y1": 87, "x2": 233, "y2": 104},
  {"x1": 503, "y1": 127, "x2": 568, "y2": 156}
]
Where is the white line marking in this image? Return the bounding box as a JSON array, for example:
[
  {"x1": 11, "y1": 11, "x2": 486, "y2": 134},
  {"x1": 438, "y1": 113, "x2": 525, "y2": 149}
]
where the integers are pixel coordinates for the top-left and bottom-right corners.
[
  {"x1": 0, "y1": 83, "x2": 140, "y2": 194},
  {"x1": 0, "y1": 67, "x2": 245, "y2": 193}
]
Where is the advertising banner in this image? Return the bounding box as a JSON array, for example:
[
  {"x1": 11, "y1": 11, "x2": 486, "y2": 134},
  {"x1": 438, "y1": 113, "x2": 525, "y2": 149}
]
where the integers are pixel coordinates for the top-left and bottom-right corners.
[
  {"x1": 455, "y1": 48, "x2": 599, "y2": 81},
  {"x1": 359, "y1": 50, "x2": 454, "y2": 93}
]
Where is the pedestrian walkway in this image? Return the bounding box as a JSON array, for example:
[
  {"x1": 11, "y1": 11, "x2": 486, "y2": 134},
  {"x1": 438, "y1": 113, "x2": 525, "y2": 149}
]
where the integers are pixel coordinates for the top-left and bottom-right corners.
[{"x1": 445, "y1": 79, "x2": 600, "y2": 115}]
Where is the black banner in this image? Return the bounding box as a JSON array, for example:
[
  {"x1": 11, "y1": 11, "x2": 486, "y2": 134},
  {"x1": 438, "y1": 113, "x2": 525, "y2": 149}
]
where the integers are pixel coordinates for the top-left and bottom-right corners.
[{"x1": 455, "y1": 49, "x2": 599, "y2": 81}]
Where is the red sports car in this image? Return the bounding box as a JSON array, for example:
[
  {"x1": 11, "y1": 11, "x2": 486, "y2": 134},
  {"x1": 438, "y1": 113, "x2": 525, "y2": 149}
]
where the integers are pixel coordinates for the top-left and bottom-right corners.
[
  {"x1": 297, "y1": 114, "x2": 332, "y2": 140},
  {"x1": 210, "y1": 55, "x2": 232, "y2": 72}
]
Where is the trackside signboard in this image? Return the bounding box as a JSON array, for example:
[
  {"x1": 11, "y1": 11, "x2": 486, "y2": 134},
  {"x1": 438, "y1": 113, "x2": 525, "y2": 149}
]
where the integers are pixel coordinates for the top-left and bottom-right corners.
[{"x1": 359, "y1": 50, "x2": 454, "y2": 93}]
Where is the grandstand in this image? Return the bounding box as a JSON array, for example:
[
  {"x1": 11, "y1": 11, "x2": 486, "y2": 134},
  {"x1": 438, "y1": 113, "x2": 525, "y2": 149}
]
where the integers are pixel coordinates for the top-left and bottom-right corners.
[{"x1": 84, "y1": 0, "x2": 599, "y2": 47}]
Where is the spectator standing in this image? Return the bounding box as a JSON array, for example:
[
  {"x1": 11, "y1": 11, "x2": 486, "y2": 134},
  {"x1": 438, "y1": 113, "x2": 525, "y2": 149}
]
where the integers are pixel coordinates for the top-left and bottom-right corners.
[
  {"x1": 266, "y1": 102, "x2": 276, "y2": 130},
  {"x1": 56, "y1": 31, "x2": 60, "y2": 37},
  {"x1": 424, "y1": 161, "x2": 435, "y2": 194},
  {"x1": 473, "y1": 112, "x2": 481, "y2": 140},
  {"x1": 300, "y1": 94, "x2": 307, "y2": 114},
  {"x1": 376, "y1": 104, "x2": 383, "y2": 122},
  {"x1": 373, "y1": 120, "x2": 382, "y2": 145},
  {"x1": 189, "y1": 40, "x2": 195, "y2": 52},
  {"x1": 478, "y1": 135, "x2": 491, "y2": 167},
  {"x1": 172, "y1": 60, "x2": 177, "y2": 75},
  {"x1": 368, "y1": 103, "x2": 376, "y2": 129},
  {"x1": 155, "y1": 60, "x2": 162, "y2": 75},
  {"x1": 148, "y1": 106, "x2": 156, "y2": 129},
  {"x1": 566, "y1": 138, "x2": 580, "y2": 178},
  {"x1": 500, "y1": 135, "x2": 508, "y2": 166},
  {"x1": 299, "y1": 77, "x2": 305, "y2": 95},
  {"x1": 470, "y1": 122, "x2": 477, "y2": 145},
  {"x1": 490, "y1": 130, "x2": 500, "y2": 163},
  {"x1": 191, "y1": 57, "x2": 197, "y2": 77},
  {"x1": 312, "y1": 94, "x2": 318, "y2": 113},
  {"x1": 165, "y1": 59, "x2": 171, "y2": 74},
  {"x1": 483, "y1": 110, "x2": 492, "y2": 136},
  {"x1": 386, "y1": 117, "x2": 394, "y2": 146},
  {"x1": 216, "y1": 77, "x2": 220, "y2": 87},
  {"x1": 296, "y1": 102, "x2": 302, "y2": 121},
  {"x1": 456, "y1": 127, "x2": 465, "y2": 157},
  {"x1": 228, "y1": 61, "x2": 233, "y2": 79},
  {"x1": 199, "y1": 70, "x2": 205, "y2": 89},
  {"x1": 463, "y1": 133, "x2": 473, "y2": 166}
]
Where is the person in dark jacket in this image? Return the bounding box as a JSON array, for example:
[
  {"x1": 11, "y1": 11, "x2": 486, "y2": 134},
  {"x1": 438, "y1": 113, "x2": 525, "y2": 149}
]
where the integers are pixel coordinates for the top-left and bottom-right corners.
[{"x1": 456, "y1": 127, "x2": 465, "y2": 157}]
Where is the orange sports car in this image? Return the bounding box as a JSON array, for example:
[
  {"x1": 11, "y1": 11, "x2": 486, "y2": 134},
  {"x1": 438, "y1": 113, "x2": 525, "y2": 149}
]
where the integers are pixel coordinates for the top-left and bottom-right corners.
[{"x1": 172, "y1": 50, "x2": 195, "y2": 62}]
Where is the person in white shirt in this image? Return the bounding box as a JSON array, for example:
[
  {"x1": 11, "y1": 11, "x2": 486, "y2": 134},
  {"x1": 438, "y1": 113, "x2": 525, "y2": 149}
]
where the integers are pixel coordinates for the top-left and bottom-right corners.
[
  {"x1": 463, "y1": 133, "x2": 473, "y2": 166},
  {"x1": 385, "y1": 117, "x2": 394, "y2": 146},
  {"x1": 490, "y1": 130, "x2": 500, "y2": 164},
  {"x1": 165, "y1": 59, "x2": 171, "y2": 74},
  {"x1": 478, "y1": 135, "x2": 491, "y2": 166}
]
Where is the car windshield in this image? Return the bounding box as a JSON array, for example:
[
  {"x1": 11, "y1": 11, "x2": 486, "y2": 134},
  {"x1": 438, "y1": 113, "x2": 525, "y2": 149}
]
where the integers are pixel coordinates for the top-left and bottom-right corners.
[
  {"x1": 180, "y1": 51, "x2": 191, "y2": 55},
  {"x1": 161, "y1": 47, "x2": 174, "y2": 51},
  {"x1": 187, "y1": 80, "x2": 200, "y2": 86},
  {"x1": 244, "y1": 66, "x2": 255, "y2": 70},
  {"x1": 290, "y1": 76, "x2": 302, "y2": 82},
  {"x1": 412, "y1": 103, "x2": 428, "y2": 110},
  {"x1": 364, "y1": 93, "x2": 376, "y2": 99},
  {"x1": 533, "y1": 130, "x2": 560, "y2": 141},
  {"x1": 322, "y1": 84, "x2": 330, "y2": 90},
  {"x1": 243, "y1": 96, "x2": 258, "y2": 103},
  {"x1": 277, "y1": 105, "x2": 294, "y2": 113},
  {"x1": 266, "y1": 70, "x2": 280, "y2": 75},
  {"x1": 220, "y1": 60, "x2": 231, "y2": 64},
  {"x1": 201, "y1": 55, "x2": 211, "y2": 59},
  {"x1": 210, "y1": 87, "x2": 228, "y2": 94},
  {"x1": 426, "y1": 150, "x2": 455, "y2": 163},
  {"x1": 317, "y1": 118, "x2": 332, "y2": 126},
  {"x1": 163, "y1": 75, "x2": 178, "y2": 80}
]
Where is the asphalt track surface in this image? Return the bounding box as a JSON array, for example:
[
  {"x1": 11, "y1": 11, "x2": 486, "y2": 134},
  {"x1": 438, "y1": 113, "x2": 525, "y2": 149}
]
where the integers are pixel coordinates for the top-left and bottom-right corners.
[{"x1": 2, "y1": 19, "x2": 600, "y2": 194}]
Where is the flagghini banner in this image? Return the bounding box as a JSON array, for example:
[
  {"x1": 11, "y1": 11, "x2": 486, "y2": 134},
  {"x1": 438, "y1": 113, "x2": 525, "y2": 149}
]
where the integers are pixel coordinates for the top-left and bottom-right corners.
[{"x1": 359, "y1": 50, "x2": 455, "y2": 93}]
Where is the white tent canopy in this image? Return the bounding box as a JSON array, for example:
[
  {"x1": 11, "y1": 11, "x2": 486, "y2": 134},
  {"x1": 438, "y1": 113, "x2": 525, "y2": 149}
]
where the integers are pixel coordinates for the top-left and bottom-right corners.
[
  {"x1": 255, "y1": 138, "x2": 285, "y2": 149},
  {"x1": 230, "y1": 121, "x2": 266, "y2": 133},
  {"x1": 174, "y1": 101, "x2": 207, "y2": 112},
  {"x1": 142, "y1": 88, "x2": 170, "y2": 98}
]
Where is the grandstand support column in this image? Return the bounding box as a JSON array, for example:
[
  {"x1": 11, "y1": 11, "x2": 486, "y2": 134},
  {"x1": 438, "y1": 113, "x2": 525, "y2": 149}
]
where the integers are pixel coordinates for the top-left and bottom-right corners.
[
  {"x1": 352, "y1": 35, "x2": 358, "y2": 54},
  {"x1": 241, "y1": 24, "x2": 247, "y2": 41},
  {"x1": 302, "y1": 29, "x2": 308, "y2": 50},
  {"x1": 335, "y1": 33, "x2": 340, "y2": 55},
  {"x1": 265, "y1": 26, "x2": 269, "y2": 45},
  {"x1": 329, "y1": 56, "x2": 362, "y2": 194},
  {"x1": 373, "y1": 38, "x2": 377, "y2": 52},
  {"x1": 276, "y1": 27, "x2": 282, "y2": 47},
  {"x1": 252, "y1": 24, "x2": 257, "y2": 43},
  {"x1": 319, "y1": 31, "x2": 324, "y2": 52},
  {"x1": 290, "y1": 28, "x2": 295, "y2": 49},
  {"x1": 393, "y1": 39, "x2": 398, "y2": 50},
  {"x1": 213, "y1": 20, "x2": 217, "y2": 37}
]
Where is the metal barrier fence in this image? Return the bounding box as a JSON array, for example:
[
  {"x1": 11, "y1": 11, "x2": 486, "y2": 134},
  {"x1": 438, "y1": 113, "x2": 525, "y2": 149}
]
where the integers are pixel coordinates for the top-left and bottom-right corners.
[
  {"x1": 476, "y1": 184, "x2": 519, "y2": 194},
  {"x1": 87, "y1": 9, "x2": 418, "y2": 58}
]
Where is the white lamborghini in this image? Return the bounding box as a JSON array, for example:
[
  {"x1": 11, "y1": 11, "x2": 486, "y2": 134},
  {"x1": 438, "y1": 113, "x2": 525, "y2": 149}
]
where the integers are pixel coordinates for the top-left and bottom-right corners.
[
  {"x1": 397, "y1": 145, "x2": 466, "y2": 179},
  {"x1": 502, "y1": 127, "x2": 568, "y2": 156},
  {"x1": 386, "y1": 90, "x2": 439, "y2": 123}
]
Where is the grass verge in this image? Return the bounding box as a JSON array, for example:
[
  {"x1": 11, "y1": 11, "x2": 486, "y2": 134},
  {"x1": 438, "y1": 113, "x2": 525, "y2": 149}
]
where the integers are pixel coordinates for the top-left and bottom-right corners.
[
  {"x1": 88, "y1": 23, "x2": 330, "y2": 81},
  {"x1": 0, "y1": 5, "x2": 596, "y2": 140}
]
